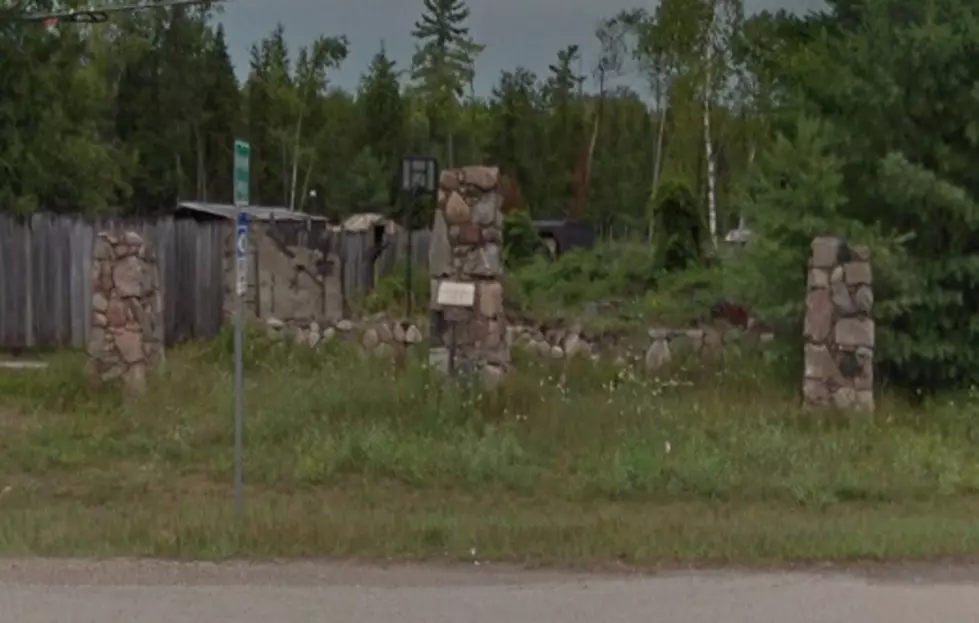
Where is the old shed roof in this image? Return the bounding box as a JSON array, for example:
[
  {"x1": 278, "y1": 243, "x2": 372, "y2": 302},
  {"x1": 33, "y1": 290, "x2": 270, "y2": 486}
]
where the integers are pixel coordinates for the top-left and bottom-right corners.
[{"x1": 176, "y1": 201, "x2": 328, "y2": 222}]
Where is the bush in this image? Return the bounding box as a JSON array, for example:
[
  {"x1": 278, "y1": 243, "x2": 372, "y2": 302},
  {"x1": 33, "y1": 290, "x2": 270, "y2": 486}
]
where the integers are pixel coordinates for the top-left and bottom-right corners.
[
  {"x1": 509, "y1": 243, "x2": 661, "y2": 313},
  {"x1": 652, "y1": 179, "x2": 705, "y2": 272},
  {"x1": 502, "y1": 210, "x2": 545, "y2": 269}
]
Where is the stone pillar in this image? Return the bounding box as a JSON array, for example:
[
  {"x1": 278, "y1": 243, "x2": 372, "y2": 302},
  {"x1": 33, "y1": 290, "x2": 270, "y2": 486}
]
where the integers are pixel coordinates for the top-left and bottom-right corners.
[
  {"x1": 803, "y1": 236, "x2": 874, "y2": 411},
  {"x1": 428, "y1": 165, "x2": 509, "y2": 384},
  {"x1": 86, "y1": 231, "x2": 164, "y2": 393}
]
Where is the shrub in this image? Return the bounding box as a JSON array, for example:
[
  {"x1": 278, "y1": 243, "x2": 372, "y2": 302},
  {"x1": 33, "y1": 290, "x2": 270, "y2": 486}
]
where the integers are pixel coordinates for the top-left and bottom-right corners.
[
  {"x1": 652, "y1": 179, "x2": 704, "y2": 272},
  {"x1": 502, "y1": 210, "x2": 545, "y2": 269}
]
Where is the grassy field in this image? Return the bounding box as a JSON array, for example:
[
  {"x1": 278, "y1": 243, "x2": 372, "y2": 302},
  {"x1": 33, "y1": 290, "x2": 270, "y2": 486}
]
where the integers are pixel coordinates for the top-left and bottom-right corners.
[{"x1": 2, "y1": 330, "x2": 979, "y2": 567}]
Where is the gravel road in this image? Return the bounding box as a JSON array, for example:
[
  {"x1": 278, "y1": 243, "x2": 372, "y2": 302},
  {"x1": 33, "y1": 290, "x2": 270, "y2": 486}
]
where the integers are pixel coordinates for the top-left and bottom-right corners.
[{"x1": 2, "y1": 559, "x2": 978, "y2": 622}]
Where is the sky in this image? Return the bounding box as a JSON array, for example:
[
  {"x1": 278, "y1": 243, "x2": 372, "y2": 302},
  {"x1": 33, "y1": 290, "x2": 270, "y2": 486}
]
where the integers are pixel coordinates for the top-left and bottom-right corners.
[{"x1": 218, "y1": 0, "x2": 826, "y2": 95}]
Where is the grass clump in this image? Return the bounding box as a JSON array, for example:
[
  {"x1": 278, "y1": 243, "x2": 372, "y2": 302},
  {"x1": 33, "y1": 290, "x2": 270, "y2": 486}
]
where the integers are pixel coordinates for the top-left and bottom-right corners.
[{"x1": 1, "y1": 333, "x2": 979, "y2": 565}]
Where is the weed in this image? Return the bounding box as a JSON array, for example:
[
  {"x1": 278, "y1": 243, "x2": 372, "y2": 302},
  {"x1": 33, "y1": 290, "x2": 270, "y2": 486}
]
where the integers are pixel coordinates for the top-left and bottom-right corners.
[{"x1": 1, "y1": 334, "x2": 978, "y2": 564}]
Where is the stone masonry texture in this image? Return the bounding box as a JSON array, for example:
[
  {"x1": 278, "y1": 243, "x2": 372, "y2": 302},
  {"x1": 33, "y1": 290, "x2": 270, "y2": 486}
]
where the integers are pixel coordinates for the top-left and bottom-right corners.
[
  {"x1": 428, "y1": 165, "x2": 509, "y2": 384},
  {"x1": 803, "y1": 236, "x2": 874, "y2": 411},
  {"x1": 85, "y1": 231, "x2": 164, "y2": 394}
]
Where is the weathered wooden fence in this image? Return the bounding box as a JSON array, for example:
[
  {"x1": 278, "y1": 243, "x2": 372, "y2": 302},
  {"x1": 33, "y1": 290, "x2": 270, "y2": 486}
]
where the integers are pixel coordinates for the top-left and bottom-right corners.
[
  {"x1": 0, "y1": 213, "x2": 430, "y2": 350},
  {"x1": 340, "y1": 229, "x2": 431, "y2": 299},
  {"x1": 0, "y1": 213, "x2": 224, "y2": 349}
]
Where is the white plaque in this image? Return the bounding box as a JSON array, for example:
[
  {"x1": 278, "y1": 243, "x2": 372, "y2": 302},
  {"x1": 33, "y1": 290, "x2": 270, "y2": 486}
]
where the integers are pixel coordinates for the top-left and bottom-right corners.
[{"x1": 436, "y1": 280, "x2": 475, "y2": 307}]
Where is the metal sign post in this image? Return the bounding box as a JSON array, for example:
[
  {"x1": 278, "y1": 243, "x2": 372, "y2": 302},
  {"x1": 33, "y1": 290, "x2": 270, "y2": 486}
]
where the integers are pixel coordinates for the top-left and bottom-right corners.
[
  {"x1": 233, "y1": 138, "x2": 250, "y2": 523},
  {"x1": 400, "y1": 155, "x2": 438, "y2": 318}
]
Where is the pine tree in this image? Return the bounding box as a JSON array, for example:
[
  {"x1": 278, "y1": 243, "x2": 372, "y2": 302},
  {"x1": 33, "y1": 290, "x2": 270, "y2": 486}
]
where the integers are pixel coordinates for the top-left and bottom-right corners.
[
  {"x1": 358, "y1": 43, "x2": 407, "y2": 204},
  {"x1": 410, "y1": 0, "x2": 484, "y2": 167}
]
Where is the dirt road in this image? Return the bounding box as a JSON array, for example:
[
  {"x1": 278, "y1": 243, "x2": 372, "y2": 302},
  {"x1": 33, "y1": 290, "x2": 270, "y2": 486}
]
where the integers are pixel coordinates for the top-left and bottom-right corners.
[{"x1": 2, "y1": 559, "x2": 978, "y2": 622}]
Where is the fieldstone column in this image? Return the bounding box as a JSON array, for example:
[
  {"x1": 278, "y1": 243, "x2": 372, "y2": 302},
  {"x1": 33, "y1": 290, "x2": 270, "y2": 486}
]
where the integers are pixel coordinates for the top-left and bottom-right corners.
[
  {"x1": 803, "y1": 236, "x2": 874, "y2": 411},
  {"x1": 86, "y1": 231, "x2": 164, "y2": 394},
  {"x1": 428, "y1": 165, "x2": 510, "y2": 384}
]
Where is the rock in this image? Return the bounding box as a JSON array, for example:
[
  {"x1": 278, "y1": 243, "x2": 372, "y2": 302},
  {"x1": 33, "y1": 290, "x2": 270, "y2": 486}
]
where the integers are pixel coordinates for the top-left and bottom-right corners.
[
  {"x1": 831, "y1": 387, "x2": 857, "y2": 410},
  {"x1": 803, "y1": 379, "x2": 831, "y2": 407},
  {"x1": 830, "y1": 265, "x2": 844, "y2": 283},
  {"x1": 93, "y1": 312, "x2": 108, "y2": 327},
  {"x1": 648, "y1": 328, "x2": 673, "y2": 340},
  {"x1": 336, "y1": 319, "x2": 354, "y2": 331},
  {"x1": 811, "y1": 236, "x2": 840, "y2": 268},
  {"x1": 123, "y1": 231, "x2": 144, "y2": 246},
  {"x1": 429, "y1": 347, "x2": 450, "y2": 374},
  {"x1": 482, "y1": 227, "x2": 501, "y2": 243},
  {"x1": 122, "y1": 362, "x2": 147, "y2": 394},
  {"x1": 362, "y1": 328, "x2": 379, "y2": 350},
  {"x1": 454, "y1": 222, "x2": 482, "y2": 245},
  {"x1": 113, "y1": 256, "x2": 145, "y2": 298},
  {"x1": 461, "y1": 165, "x2": 499, "y2": 190},
  {"x1": 844, "y1": 261, "x2": 872, "y2": 285},
  {"x1": 429, "y1": 210, "x2": 451, "y2": 277},
  {"x1": 831, "y1": 282, "x2": 856, "y2": 315},
  {"x1": 804, "y1": 344, "x2": 841, "y2": 383},
  {"x1": 550, "y1": 345, "x2": 565, "y2": 359},
  {"x1": 804, "y1": 289, "x2": 833, "y2": 342},
  {"x1": 293, "y1": 328, "x2": 306, "y2": 345},
  {"x1": 853, "y1": 285, "x2": 874, "y2": 313},
  {"x1": 439, "y1": 169, "x2": 460, "y2": 192},
  {"x1": 564, "y1": 333, "x2": 583, "y2": 357},
  {"x1": 393, "y1": 323, "x2": 406, "y2": 342},
  {"x1": 835, "y1": 317, "x2": 874, "y2": 348},
  {"x1": 444, "y1": 192, "x2": 472, "y2": 224},
  {"x1": 464, "y1": 243, "x2": 502, "y2": 276},
  {"x1": 92, "y1": 293, "x2": 108, "y2": 313},
  {"x1": 308, "y1": 330, "x2": 321, "y2": 347},
  {"x1": 481, "y1": 363, "x2": 506, "y2": 389},
  {"x1": 309, "y1": 321, "x2": 320, "y2": 335},
  {"x1": 106, "y1": 300, "x2": 128, "y2": 327},
  {"x1": 374, "y1": 342, "x2": 393, "y2": 358},
  {"x1": 470, "y1": 192, "x2": 503, "y2": 226},
  {"x1": 115, "y1": 330, "x2": 144, "y2": 363},
  {"x1": 645, "y1": 339, "x2": 672, "y2": 369},
  {"x1": 807, "y1": 269, "x2": 829, "y2": 289},
  {"x1": 376, "y1": 323, "x2": 394, "y2": 343},
  {"x1": 323, "y1": 327, "x2": 336, "y2": 342},
  {"x1": 535, "y1": 341, "x2": 551, "y2": 357},
  {"x1": 850, "y1": 245, "x2": 871, "y2": 261},
  {"x1": 405, "y1": 325, "x2": 423, "y2": 344},
  {"x1": 477, "y1": 281, "x2": 503, "y2": 318}
]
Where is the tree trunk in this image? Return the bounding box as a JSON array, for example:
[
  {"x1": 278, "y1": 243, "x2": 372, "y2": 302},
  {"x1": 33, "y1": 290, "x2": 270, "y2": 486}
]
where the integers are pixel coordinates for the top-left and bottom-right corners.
[
  {"x1": 648, "y1": 97, "x2": 668, "y2": 243},
  {"x1": 703, "y1": 95, "x2": 717, "y2": 247},
  {"x1": 289, "y1": 113, "x2": 304, "y2": 211}
]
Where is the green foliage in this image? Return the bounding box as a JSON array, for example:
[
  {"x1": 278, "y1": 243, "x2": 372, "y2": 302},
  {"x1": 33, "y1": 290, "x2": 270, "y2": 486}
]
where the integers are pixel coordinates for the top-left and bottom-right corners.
[
  {"x1": 653, "y1": 179, "x2": 704, "y2": 272},
  {"x1": 510, "y1": 243, "x2": 660, "y2": 312},
  {"x1": 502, "y1": 210, "x2": 544, "y2": 269}
]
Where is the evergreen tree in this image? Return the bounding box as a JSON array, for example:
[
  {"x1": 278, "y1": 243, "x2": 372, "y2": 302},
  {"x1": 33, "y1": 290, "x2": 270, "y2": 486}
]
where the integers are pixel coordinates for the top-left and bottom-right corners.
[
  {"x1": 409, "y1": 0, "x2": 484, "y2": 167},
  {"x1": 357, "y1": 43, "x2": 407, "y2": 204}
]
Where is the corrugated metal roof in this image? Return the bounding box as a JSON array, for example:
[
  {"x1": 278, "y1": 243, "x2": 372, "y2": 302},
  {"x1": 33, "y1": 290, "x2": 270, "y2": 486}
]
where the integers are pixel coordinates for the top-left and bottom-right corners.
[{"x1": 176, "y1": 201, "x2": 328, "y2": 222}]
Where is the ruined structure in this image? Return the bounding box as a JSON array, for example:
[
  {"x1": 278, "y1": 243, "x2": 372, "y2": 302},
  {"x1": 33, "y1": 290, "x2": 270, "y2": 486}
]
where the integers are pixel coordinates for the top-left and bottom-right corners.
[
  {"x1": 222, "y1": 218, "x2": 343, "y2": 328},
  {"x1": 803, "y1": 236, "x2": 874, "y2": 411},
  {"x1": 86, "y1": 231, "x2": 164, "y2": 393},
  {"x1": 428, "y1": 166, "x2": 510, "y2": 384}
]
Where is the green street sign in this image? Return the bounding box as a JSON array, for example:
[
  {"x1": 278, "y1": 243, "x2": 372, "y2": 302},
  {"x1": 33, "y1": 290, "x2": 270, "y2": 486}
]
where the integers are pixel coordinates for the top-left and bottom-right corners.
[{"x1": 234, "y1": 139, "x2": 250, "y2": 207}]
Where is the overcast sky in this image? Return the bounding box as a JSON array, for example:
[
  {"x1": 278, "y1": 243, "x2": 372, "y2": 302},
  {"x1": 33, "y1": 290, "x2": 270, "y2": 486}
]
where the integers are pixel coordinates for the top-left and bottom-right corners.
[{"x1": 219, "y1": 0, "x2": 826, "y2": 94}]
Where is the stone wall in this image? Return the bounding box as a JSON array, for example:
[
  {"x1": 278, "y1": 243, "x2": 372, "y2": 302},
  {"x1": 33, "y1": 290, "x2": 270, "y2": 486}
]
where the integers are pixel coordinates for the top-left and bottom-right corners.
[
  {"x1": 428, "y1": 166, "x2": 510, "y2": 383},
  {"x1": 803, "y1": 236, "x2": 874, "y2": 411},
  {"x1": 223, "y1": 222, "x2": 343, "y2": 329},
  {"x1": 266, "y1": 315, "x2": 424, "y2": 355},
  {"x1": 86, "y1": 232, "x2": 164, "y2": 393}
]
